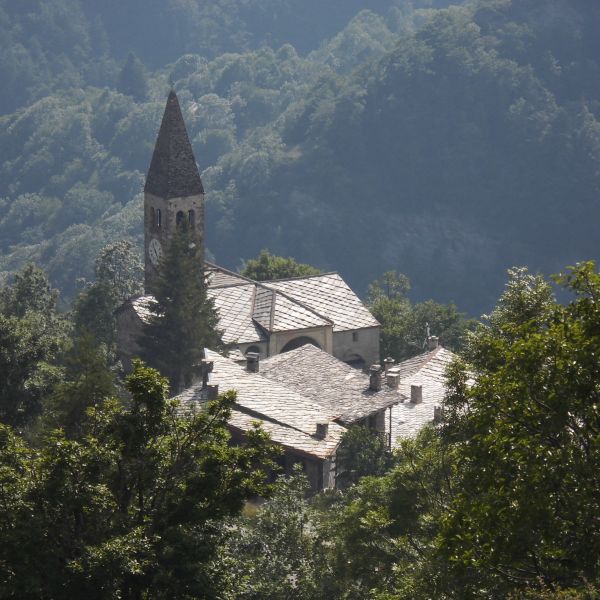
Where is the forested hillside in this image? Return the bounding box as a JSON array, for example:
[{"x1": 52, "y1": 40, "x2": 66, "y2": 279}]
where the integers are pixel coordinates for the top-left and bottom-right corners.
[{"x1": 1, "y1": 0, "x2": 600, "y2": 314}]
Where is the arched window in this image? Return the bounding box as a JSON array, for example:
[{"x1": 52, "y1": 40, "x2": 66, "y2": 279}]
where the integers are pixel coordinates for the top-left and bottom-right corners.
[
  {"x1": 156, "y1": 208, "x2": 162, "y2": 229},
  {"x1": 188, "y1": 209, "x2": 195, "y2": 229},
  {"x1": 280, "y1": 336, "x2": 321, "y2": 354},
  {"x1": 176, "y1": 211, "x2": 185, "y2": 227}
]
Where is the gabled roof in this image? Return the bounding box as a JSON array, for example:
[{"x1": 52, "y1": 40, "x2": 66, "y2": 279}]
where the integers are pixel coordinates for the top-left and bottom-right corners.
[
  {"x1": 264, "y1": 273, "x2": 379, "y2": 332},
  {"x1": 144, "y1": 90, "x2": 204, "y2": 199},
  {"x1": 125, "y1": 263, "x2": 378, "y2": 346},
  {"x1": 175, "y1": 349, "x2": 345, "y2": 460},
  {"x1": 390, "y1": 346, "x2": 456, "y2": 442},
  {"x1": 205, "y1": 263, "x2": 332, "y2": 344},
  {"x1": 261, "y1": 344, "x2": 403, "y2": 425}
]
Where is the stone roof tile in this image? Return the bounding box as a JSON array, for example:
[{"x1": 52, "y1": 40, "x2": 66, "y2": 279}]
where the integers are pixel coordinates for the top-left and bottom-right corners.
[
  {"x1": 145, "y1": 90, "x2": 204, "y2": 199},
  {"x1": 261, "y1": 344, "x2": 403, "y2": 425},
  {"x1": 265, "y1": 273, "x2": 379, "y2": 332},
  {"x1": 389, "y1": 346, "x2": 456, "y2": 444},
  {"x1": 175, "y1": 350, "x2": 344, "y2": 460}
]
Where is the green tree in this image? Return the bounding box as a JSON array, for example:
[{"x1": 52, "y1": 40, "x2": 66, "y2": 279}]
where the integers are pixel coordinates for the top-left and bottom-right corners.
[
  {"x1": 42, "y1": 333, "x2": 118, "y2": 438},
  {"x1": 222, "y1": 467, "x2": 327, "y2": 599},
  {"x1": 0, "y1": 361, "x2": 276, "y2": 599},
  {"x1": 240, "y1": 249, "x2": 322, "y2": 281},
  {"x1": 73, "y1": 241, "x2": 143, "y2": 351},
  {"x1": 440, "y1": 262, "x2": 600, "y2": 595},
  {"x1": 0, "y1": 265, "x2": 68, "y2": 428},
  {"x1": 117, "y1": 52, "x2": 149, "y2": 101},
  {"x1": 322, "y1": 426, "x2": 455, "y2": 599},
  {"x1": 368, "y1": 271, "x2": 475, "y2": 361},
  {"x1": 140, "y1": 223, "x2": 223, "y2": 394},
  {"x1": 335, "y1": 425, "x2": 393, "y2": 489}
]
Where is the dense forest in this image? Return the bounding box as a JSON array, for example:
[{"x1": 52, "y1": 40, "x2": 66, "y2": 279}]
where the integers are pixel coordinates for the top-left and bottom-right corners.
[{"x1": 2, "y1": 0, "x2": 600, "y2": 314}]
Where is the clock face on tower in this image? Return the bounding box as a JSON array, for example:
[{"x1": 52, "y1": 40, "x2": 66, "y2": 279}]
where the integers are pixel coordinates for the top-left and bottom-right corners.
[{"x1": 149, "y1": 238, "x2": 163, "y2": 266}]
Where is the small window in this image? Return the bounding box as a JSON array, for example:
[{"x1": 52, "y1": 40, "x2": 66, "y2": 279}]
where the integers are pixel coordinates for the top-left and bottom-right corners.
[
  {"x1": 176, "y1": 211, "x2": 185, "y2": 227},
  {"x1": 352, "y1": 331, "x2": 359, "y2": 342},
  {"x1": 156, "y1": 208, "x2": 162, "y2": 229},
  {"x1": 188, "y1": 209, "x2": 195, "y2": 229}
]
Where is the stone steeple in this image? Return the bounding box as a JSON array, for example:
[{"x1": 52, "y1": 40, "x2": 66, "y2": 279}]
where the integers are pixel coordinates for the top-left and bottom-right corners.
[
  {"x1": 144, "y1": 90, "x2": 205, "y2": 292},
  {"x1": 144, "y1": 89, "x2": 204, "y2": 199}
]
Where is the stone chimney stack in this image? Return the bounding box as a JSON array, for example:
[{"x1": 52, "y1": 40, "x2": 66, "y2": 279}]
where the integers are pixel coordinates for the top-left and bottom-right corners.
[
  {"x1": 384, "y1": 357, "x2": 394, "y2": 375},
  {"x1": 386, "y1": 367, "x2": 400, "y2": 389},
  {"x1": 200, "y1": 359, "x2": 214, "y2": 388},
  {"x1": 369, "y1": 364, "x2": 383, "y2": 391},
  {"x1": 315, "y1": 422, "x2": 329, "y2": 438},
  {"x1": 427, "y1": 336, "x2": 439, "y2": 351},
  {"x1": 411, "y1": 384, "x2": 423, "y2": 404},
  {"x1": 246, "y1": 352, "x2": 260, "y2": 373},
  {"x1": 206, "y1": 384, "x2": 219, "y2": 400}
]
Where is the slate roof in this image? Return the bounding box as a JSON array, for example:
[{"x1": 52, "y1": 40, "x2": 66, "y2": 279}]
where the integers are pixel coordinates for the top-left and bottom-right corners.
[
  {"x1": 127, "y1": 264, "x2": 377, "y2": 346},
  {"x1": 145, "y1": 90, "x2": 204, "y2": 199},
  {"x1": 204, "y1": 264, "x2": 333, "y2": 344},
  {"x1": 264, "y1": 273, "x2": 379, "y2": 332},
  {"x1": 261, "y1": 345, "x2": 404, "y2": 425},
  {"x1": 206, "y1": 283, "x2": 266, "y2": 344},
  {"x1": 205, "y1": 262, "x2": 249, "y2": 287},
  {"x1": 175, "y1": 350, "x2": 345, "y2": 460},
  {"x1": 389, "y1": 346, "x2": 456, "y2": 444}
]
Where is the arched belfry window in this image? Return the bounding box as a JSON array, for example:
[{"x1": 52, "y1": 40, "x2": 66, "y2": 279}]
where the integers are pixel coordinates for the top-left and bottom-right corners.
[
  {"x1": 176, "y1": 211, "x2": 185, "y2": 227},
  {"x1": 156, "y1": 208, "x2": 162, "y2": 229},
  {"x1": 188, "y1": 210, "x2": 195, "y2": 229}
]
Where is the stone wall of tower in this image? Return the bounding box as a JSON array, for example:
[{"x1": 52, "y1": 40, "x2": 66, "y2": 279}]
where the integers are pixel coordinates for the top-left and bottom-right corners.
[{"x1": 144, "y1": 191, "x2": 204, "y2": 292}]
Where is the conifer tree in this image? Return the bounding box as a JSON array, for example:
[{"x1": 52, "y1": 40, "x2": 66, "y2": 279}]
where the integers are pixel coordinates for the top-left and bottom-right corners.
[
  {"x1": 140, "y1": 222, "x2": 222, "y2": 394},
  {"x1": 117, "y1": 52, "x2": 149, "y2": 101}
]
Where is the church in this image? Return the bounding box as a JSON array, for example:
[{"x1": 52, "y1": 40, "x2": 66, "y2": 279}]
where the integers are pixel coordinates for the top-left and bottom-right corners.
[
  {"x1": 116, "y1": 90, "x2": 380, "y2": 372},
  {"x1": 115, "y1": 91, "x2": 454, "y2": 491}
]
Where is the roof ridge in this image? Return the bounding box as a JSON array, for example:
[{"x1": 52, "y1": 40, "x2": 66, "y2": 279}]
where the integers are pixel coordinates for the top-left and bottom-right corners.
[
  {"x1": 205, "y1": 261, "x2": 257, "y2": 284},
  {"x1": 263, "y1": 271, "x2": 338, "y2": 283}
]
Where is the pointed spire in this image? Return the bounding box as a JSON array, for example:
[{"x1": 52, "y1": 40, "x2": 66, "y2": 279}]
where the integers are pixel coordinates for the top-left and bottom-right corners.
[{"x1": 144, "y1": 90, "x2": 204, "y2": 199}]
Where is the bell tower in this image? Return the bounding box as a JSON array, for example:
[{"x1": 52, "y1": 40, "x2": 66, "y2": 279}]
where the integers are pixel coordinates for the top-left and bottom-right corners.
[{"x1": 144, "y1": 90, "x2": 204, "y2": 293}]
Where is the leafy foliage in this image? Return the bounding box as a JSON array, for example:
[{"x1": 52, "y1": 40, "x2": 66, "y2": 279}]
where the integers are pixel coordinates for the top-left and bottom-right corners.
[
  {"x1": 440, "y1": 261, "x2": 600, "y2": 594},
  {"x1": 0, "y1": 265, "x2": 68, "y2": 428},
  {"x1": 368, "y1": 270, "x2": 476, "y2": 361},
  {"x1": 335, "y1": 425, "x2": 393, "y2": 488},
  {"x1": 222, "y1": 468, "x2": 328, "y2": 599},
  {"x1": 240, "y1": 248, "x2": 323, "y2": 281},
  {"x1": 0, "y1": 361, "x2": 276, "y2": 599}
]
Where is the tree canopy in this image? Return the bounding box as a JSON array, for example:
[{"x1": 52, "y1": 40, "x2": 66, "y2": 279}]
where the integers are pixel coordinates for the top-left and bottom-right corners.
[{"x1": 239, "y1": 249, "x2": 323, "y2": 281}]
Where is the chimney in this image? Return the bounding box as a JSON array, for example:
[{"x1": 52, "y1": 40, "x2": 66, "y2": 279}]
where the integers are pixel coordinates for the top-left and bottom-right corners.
[
  {"x1": 315, "y1": 422, "x2": 329, "y2": 438},
  {"x1": 369, "y1": 364, "x2": 382, "y2": 391},
  {"x1": 206, "y1": 384, "x2": 219, "y2": 400},
  {"x1": 383, "y1": 357, "x2": 394, "y2": 375},
  {"x1": 433, "y1": 405, "x2": 443, "y2": 423},
  {"x1": 201, "y1": 359, "x2": 214, "y2": 388},
  {"x1": 411, "y1": 384, "x2": 423, "y2": 404},
  {"x1": 427, "y1": 336, "x2": 439, "y2": 351},
  {"x1": 246, "y1": 352, "x2": 260, "y2": 373},
  {"x1": 386, "y1": 367, "x2": 400, "y2": 389}
]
